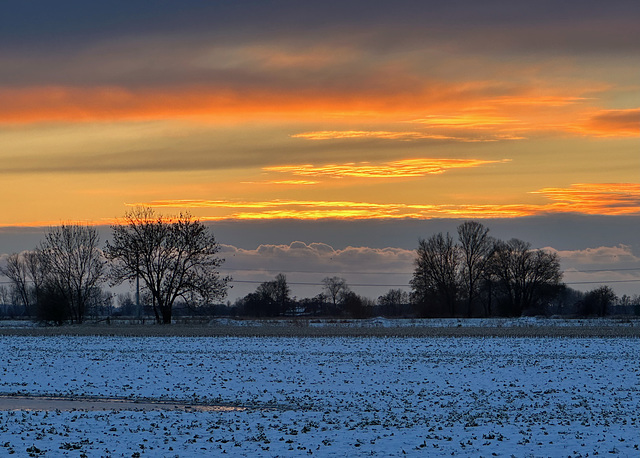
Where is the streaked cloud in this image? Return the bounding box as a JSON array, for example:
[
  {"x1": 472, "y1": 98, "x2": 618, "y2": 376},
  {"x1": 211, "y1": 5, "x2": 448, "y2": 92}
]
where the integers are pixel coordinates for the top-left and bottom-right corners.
[
  {"x1": 487, "y1": 96, "x2": 590, "y2": 107},
  {"x1": 532, "y1": 183, "x2": 640, "y2": 215},
  {"x1": 265, "y1": 180, "x2": 320, "y2": 186},
  {"x1": 292, "y1": 131, "x2": 443, "y2": 140},
  {"x1": 264, "y1": 158, "x2": 510, "y2": 179},
  {"x1": 573, "y1": 108, "x2": 640, "y2": 137},
  {"x1": 410, "y1": 114, "x2": 523, "y2": 129},
  {"x1": 0, "y1": 1, "x2": 637, "y2": 241},
  {"x1": 129, "y1": 182, "x2": 640, "y2": 220},
  {"x1": 291, "y1": 130, "x2": 524, "y2": 142},
  {"x1": 0, "y1": 83, "x2": 630, "y2": 144}
]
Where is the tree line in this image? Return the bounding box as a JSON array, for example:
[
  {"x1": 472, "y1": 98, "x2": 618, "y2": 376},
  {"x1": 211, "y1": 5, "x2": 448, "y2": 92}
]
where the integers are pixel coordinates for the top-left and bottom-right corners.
[
  {"x1": 0, "y1": 215, "x2": 637, "y2": 324},
  {"x1": 409, "y1": 221, "x2": 631, "y2": 318},
  {"x1": 230, "y1": 221, "x2": 632, "y2": 318},
  {"x1": 0, "y1": 208, "x2": 229, "y2": 324}
]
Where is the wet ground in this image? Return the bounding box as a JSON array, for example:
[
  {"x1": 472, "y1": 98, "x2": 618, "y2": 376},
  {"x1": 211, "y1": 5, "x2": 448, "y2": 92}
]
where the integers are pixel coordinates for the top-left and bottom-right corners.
[{"x1": 0, "y1": 395, "x2": 244, "y2": 412}]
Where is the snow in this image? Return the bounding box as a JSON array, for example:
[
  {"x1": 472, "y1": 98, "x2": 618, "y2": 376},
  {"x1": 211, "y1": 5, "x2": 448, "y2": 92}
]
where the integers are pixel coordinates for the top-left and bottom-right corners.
[{"x1": 0, "y1": 335, "x2": 638, "y2": 456}]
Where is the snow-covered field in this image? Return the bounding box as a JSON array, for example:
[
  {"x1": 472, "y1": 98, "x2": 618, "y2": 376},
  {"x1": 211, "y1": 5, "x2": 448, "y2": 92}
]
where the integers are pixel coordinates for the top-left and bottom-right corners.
[{"x1": 0, "y1": 336, "x2": 638, "y2": 457}]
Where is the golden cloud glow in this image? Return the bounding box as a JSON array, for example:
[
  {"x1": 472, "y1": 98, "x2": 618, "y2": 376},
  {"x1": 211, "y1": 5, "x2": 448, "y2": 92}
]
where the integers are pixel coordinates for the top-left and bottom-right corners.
[
  {"x1": 123, "y1": 200, "x2": 546, "y2": 220},
  {"x1": 532, "y1": 183, "x2": 640, "y2": 215},
  {"x1": 0, "y1": 85, "x2": 508, "y2": 124},
  {"x1": 488, "y1": 96, "x2": 589, "y2": 107},
  {"x1": 128, "y1": 183, "x2": 640, "y2": 220},
  {"x1": 266, "y1": 180, "x2": 320, "y2": 185},
  {"x1": 0, "y1": 85, "x2": 619, "y2": 139},
  {"x1": 291, "y1": 130, "x2": 524, "y2": 142},
  {"x1": 1, "y1": 84, "x2": 633, "y2": 144},
  {"x1": 264, "y1": 158, "x2": 510, "y2": 179},
  {"x1": 410, "y1": 114, "x2": 523, "y2": 129},
  {"x1": 571, "y1": 108, "x2": 640, "y2": 137}
]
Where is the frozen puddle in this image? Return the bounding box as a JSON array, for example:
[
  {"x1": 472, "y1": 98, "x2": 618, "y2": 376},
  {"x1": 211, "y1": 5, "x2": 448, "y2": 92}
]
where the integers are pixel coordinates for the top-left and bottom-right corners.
[{"x1": 0, "y1": 395, "x2": 245, "y2": 412}]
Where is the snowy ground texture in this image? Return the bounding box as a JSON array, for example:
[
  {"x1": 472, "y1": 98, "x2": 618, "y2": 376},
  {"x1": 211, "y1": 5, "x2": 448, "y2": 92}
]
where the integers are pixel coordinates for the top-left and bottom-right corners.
[{"x1": 0, "y1": 335, "x2": 638, "y2": 457}]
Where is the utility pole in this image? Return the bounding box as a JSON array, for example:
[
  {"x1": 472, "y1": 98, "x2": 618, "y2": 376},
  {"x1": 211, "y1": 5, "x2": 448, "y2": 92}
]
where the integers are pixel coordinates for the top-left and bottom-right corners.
[{"x1": 135, "y1": 249, "x2": 141, "y2": 320}]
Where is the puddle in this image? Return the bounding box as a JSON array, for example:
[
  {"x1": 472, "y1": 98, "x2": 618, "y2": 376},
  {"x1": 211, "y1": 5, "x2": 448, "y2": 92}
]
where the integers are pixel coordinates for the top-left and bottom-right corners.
[{"x1": 0, "y1": 395, "x2": 245, "y2": 412}]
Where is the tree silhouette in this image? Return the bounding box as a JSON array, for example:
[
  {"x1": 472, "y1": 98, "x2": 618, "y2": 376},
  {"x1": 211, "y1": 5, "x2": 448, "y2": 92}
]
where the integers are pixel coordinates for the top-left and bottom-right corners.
[
  {"x1": 411, "y1": 232, "x2": 459, "y2": 316},
  {"x1": 458, "y1": 221, "x2": 494, "y2": 318},
  {"x1": 490, "y1": 239, "x2": 562, "y2": 316},
  {"x1": 38, "y1": 224, "x2": 106, "y2": 324},
  {"x1": 105, "y1": 207, "x2": 230, "y2": 324}
]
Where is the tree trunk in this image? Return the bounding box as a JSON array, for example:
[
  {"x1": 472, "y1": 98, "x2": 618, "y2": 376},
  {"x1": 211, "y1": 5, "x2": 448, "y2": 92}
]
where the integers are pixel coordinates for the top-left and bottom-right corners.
[{"x1": 162, "y1": 307, "x2": 172, "y2": 324}]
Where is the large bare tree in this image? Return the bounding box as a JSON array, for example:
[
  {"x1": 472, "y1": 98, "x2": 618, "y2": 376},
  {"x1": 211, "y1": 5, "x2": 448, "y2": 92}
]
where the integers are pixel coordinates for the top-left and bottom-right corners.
[
  {"x1": 490, "y1": 238, "x2": 562, "y2": 316},
  {"x1": 458, "y1": 221, "x2": 494, "y2": 317},
  {"x1": 411, "y1": 232, "x2": 460, "y2": 316},
  {"x1": 105, "y1": 208, "x2": 230, "y2": 324},
  {"x1": 257, "y1": 273, "x2": 292, "y2": 316},
  {"x1": 39, "y1": 224, "x2": 106, "y2": 323}
]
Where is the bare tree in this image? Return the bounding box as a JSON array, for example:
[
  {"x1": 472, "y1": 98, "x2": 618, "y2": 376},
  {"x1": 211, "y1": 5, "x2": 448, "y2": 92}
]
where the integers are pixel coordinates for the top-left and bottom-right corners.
[
  {"x1": 490, "y1": 239, "x2": 562, "y2": 316},
  {"x1": 378, "y1": 288, "x2": 409, "y2": 316},
  {"x1": 255, "y1": 273, "x2": 292, "y2": 316},
  {"x1": 24, "y1": 251, "x2": 46, "y2": 304},
  {"x1": 0, "y1": 285, "x2": 11, "y2": 307},
  {"x1": 581, "y1": 285, "x2": 617, "y2": 317},
  {"x1": 105, "y1": 207, "x2": 230, "y2": 324},
  {"x1": 0, "y1": 253, "x2": 32, "y2": 315},
  {"x1": 322, "y1": 276, "x2": 349, "y2": 311},
  {"x1": 457, "y1": 221, "x2": 494, "y2": 317},
  {"x1": 39, "y1": 224, "x2": 106, "y2": 323},
  {"x1": 411, "y1": 232, "x2": 460, "y2": 316}
]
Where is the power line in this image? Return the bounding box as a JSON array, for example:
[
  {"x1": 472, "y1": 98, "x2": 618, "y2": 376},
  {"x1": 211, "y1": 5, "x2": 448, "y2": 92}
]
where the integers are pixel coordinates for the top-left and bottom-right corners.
[
  {"x1": 229, "y1": 279, "x2": 411, "y2": 287},
  {"x1": 221, "y1": 266, "x2": 640, "y2": 275},
  {"x1": 229, "y1": 279, "x2": 640, "y2": 287},
  {"x1": 565, "y1": 279, "x2": 640, "y2": 285},
  {"x1": 571, "y1": 267, "x2": 640, "y2": 272},
  {"x1": 221, "y1": 268, "x2": 411, "y2": 275}
]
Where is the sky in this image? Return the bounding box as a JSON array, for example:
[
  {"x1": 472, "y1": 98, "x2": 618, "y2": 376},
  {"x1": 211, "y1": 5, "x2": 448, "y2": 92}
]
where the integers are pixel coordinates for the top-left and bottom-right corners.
[{"x1": 0, "y1": 1, "x2": 639, "y2": 302}]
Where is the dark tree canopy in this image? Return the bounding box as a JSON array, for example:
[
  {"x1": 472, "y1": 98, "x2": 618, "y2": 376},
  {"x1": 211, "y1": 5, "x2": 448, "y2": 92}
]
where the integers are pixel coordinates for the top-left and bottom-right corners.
[
  {"x1": 580, "y1": 285, "x2": 617, "y2": 317},
  {"x1": 105, "y1": 207, "x2": 230, "y2": 324},
  {"x1": 411, "y1": 232, "x2": 459, "y2": 316},
  {"x1": 458, "y1": 221, "x2": 494, "y2": 317},
  {"x1": 411, "y1": 222, "x2": 564, "y2": 317},
  {"x1": 0, "y1": 253, "x2": 32, "y2": 316},
  {"x1": 39, "y1": 224, "x2": 106, "y2": 324},
  {"x1": 490, "y1": 238, "x2": 563, "y2": 316},
  {"x1": 244, "y1": 273, "x2": 292, "y2": 316},
  {"x1": 322, "y1": 276, "x2": 350, "y2": 308},
  {"x1": 378, "y1": 288, "x2": 410, "y2": 316}
]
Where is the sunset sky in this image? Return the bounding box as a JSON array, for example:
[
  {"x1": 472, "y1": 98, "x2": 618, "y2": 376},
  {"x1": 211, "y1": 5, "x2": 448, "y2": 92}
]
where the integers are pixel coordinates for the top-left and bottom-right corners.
[{"x1": 1, "y1": 1, "x2": 639, "y2": 300}]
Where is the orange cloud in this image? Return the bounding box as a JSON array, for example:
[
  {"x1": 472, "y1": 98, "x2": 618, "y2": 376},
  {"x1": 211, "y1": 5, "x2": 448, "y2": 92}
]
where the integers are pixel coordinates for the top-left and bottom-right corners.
[
  {"x1": 410, "y1": 114, "x2": 523, "y2": 129},
  {"x1": 571, "y1": 108, "x2": 640, "y2": 137},
  {"x1": 0, "y1": 85, "x2": 488, "y2": 124},
  {"x1": 264, "y1": 158, "x2": 510, "y2": 179},
  {"x1": 0, "y1": 218, "x2": 121, "y2": 228},
  {"x1": 125, "y1": 200, "x2": 548, "y2": 220},
  {"x1": 266, "y1": 180, "x2": 320, "y2": 185},
  {"x1": 487, "y1": 96, "x2": 590, "y2": 107},
  {"x1": 291, "y1": 130, "x2": 524, "y2": 142},
  {"x1": 0, "y1": 84, "x2": 591, "y2": 123},
  {"x1": 0, "y1": 84, "x2": 633, "y2": 142},
  {"x1": 128, "y1": 183, "x2": 640, "y2": 220},
  {"x1": 531, "y1": 183, "x2": 640, "y2": 215}
]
